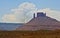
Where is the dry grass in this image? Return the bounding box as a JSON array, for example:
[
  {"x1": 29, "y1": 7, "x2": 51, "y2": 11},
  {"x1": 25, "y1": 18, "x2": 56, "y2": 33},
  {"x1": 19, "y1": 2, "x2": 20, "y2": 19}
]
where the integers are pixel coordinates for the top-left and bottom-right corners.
[{"x1": 0, "y1": 30, "x2": 60, "y2": 38}]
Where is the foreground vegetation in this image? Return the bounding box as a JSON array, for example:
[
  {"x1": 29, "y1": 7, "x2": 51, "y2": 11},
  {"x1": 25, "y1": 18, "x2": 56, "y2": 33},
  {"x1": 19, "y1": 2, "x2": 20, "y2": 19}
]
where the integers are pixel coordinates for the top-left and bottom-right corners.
[{"x1": 0, "y1": 30, "x2": 60, "y2": 38}]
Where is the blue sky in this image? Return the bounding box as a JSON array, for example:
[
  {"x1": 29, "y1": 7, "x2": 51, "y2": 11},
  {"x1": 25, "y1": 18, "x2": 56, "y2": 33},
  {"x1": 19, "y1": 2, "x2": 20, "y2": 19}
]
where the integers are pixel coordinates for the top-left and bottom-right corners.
[
  {"x1": 0, "y1": 0, "x2": 60, "y2": 10},
  {"x1": 0, "y1": 0, "x2": 60, "y2": 23}
]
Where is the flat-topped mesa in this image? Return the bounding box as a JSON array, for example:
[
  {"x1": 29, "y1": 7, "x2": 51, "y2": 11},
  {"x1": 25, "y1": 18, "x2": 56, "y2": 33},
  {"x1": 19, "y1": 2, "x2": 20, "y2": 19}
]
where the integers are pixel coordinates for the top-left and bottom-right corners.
[
  {"x1": 17, "y1": 12, "x2": 60, "y2": 31},
  {"x1": 33, "y1": 12, "x2": 46, "y2": 18}
]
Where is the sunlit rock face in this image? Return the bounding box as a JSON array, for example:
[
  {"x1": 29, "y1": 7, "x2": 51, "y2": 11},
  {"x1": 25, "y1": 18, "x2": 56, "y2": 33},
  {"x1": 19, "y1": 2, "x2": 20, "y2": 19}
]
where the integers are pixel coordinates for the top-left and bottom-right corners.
[{"x1": 17, "y1": 12, "x2": 60, "y2": 31}]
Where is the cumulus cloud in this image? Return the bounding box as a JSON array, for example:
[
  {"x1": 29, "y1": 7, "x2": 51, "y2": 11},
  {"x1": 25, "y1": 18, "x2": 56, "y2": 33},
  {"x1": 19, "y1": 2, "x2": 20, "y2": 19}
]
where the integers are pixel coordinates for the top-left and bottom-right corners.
[
  {"x1": 2, "y1": 14, "x2": 17, "y2": 23},
  {"x1": 2, "y1": 2, "x2": 37, "y2": 23},
  {"x1": 1, "y1": 2, "x2": 60, "y2": 23}
]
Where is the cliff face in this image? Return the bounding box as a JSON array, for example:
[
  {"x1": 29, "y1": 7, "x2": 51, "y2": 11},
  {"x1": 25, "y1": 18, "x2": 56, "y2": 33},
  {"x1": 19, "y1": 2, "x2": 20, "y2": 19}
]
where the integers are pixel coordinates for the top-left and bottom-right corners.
[{"x1": 17, "y1": 12, "x2": 60, "y2": 31}]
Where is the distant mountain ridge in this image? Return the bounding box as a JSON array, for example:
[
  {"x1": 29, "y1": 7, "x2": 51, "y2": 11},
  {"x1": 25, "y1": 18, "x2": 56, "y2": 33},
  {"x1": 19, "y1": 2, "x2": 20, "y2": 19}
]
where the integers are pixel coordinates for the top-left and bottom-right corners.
[{"x1": 0, "y1": 23, "x2": 23, "y2": 30}]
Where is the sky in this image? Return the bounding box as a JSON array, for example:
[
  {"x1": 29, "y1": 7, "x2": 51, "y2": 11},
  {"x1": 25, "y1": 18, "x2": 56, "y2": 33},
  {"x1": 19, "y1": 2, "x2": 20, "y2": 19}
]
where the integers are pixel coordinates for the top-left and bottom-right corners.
[{"x1": 0, "y1": 0, "x2": 60, "y2": 23}]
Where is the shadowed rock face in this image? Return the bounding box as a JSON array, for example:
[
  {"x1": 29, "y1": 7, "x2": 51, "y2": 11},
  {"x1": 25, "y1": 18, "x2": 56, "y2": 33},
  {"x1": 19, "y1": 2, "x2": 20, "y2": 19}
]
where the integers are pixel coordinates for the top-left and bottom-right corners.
[{"x1": 17, "y1": 13, "x2": 60, "y2": 31}]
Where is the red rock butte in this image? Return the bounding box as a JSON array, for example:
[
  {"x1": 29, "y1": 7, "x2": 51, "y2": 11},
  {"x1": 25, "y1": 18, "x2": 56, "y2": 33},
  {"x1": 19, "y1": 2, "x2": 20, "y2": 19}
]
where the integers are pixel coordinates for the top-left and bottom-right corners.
[{"x1": 17, "y1": 12, "x2": 60, "y2": 31}]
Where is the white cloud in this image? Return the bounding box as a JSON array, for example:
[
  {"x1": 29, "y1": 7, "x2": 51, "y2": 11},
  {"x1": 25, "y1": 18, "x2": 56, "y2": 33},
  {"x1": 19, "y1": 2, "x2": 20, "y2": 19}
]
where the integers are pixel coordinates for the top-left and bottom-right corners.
[
  {"x1": 1, "y1": 2, "x2": 60, "y2": 23},
  {"x1": 1, "y1": 2, "x2": 37, "y2": 23},
  {"x1": 2, "y1": 14, "x2": 17, "y2": 22}
]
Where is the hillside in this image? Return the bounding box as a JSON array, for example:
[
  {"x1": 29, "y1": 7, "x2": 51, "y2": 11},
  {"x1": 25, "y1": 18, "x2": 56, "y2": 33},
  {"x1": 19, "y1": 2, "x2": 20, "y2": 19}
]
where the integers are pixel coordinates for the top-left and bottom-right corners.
[{"x1": 17, "y1": 12, "x2": 60, "y2": 31}]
